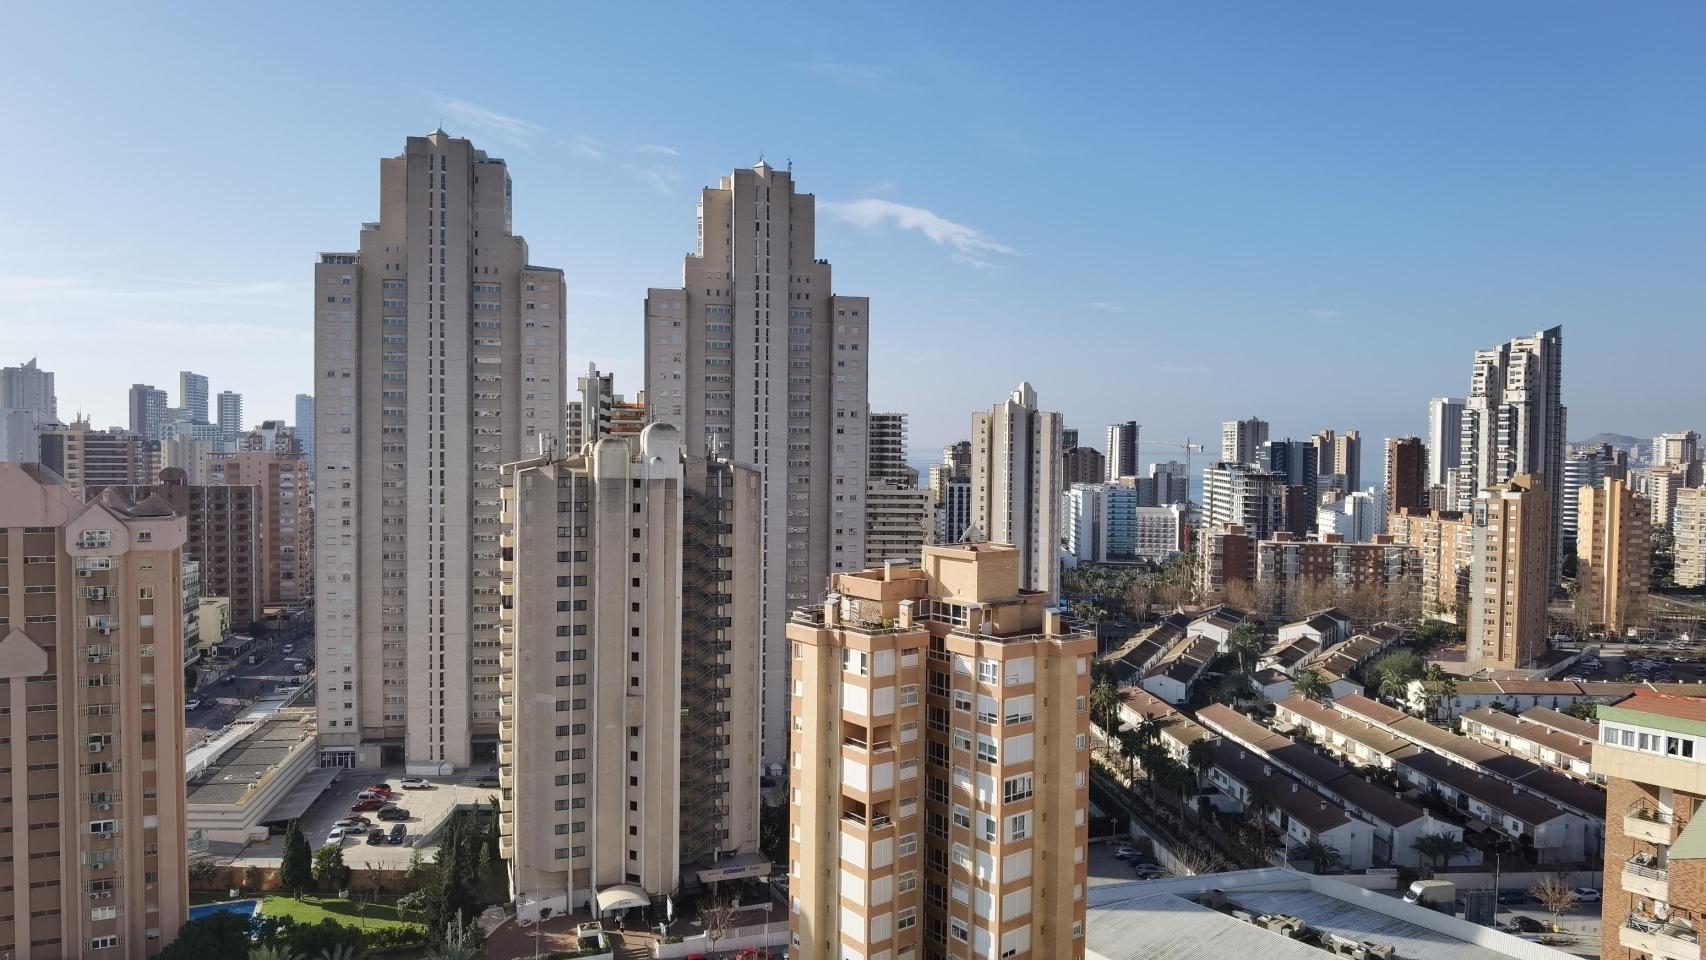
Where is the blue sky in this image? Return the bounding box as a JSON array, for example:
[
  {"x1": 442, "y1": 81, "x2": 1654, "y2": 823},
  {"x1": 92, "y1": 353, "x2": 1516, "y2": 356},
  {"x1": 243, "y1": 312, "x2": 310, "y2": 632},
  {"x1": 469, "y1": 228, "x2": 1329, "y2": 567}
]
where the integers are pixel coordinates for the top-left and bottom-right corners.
[{"x1": 3, "y1": 2, "x2": 1701, "y2": 477}]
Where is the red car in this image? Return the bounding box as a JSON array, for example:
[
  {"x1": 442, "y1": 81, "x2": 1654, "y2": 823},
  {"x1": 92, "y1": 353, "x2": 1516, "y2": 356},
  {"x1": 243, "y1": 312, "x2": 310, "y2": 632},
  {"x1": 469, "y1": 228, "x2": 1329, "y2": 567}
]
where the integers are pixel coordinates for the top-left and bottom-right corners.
[
  {"x1": 365, "y1": 784, "x2": 395, "y2": 795},
  {"x1": 350, "y1": 798, "x2": 386, "y2": 812}
]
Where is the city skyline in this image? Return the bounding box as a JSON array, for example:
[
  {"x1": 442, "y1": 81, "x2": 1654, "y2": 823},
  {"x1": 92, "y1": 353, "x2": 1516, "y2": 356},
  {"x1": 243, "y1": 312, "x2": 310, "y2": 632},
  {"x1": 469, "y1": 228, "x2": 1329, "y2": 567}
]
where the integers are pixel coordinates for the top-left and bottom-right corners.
[{"x1": 5, "y1": 4, "x2": 1703, "y2": 456}]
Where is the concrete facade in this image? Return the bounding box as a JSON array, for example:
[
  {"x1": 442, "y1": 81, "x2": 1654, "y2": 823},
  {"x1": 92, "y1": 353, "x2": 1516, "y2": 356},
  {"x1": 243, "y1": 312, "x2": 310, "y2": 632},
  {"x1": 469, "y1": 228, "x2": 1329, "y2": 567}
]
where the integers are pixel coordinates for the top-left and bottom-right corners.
[
  {"x1": 499, "y1": 426, "x2": 764, "y2": 919},
  {"x1": 210, "y1": 452, "x2": 312, "y2": 606},
  {"x1": 644, "y1": 161, "x2": 868, "y2": 767},
  {"x1": 1469, "y1": 476, "x2": 1551, "y2": 670},
  {"x1": 970, "y1": 383, "x2": 1063, "y2": 597},
  {"x1": 0, "y1": 463, "x2": 190, "y2": 959},
  {"x1": 314, "y1": 131, "x2": 567, "y2": 771},
  {"x1": 1576, "y1": 476, "x2": 1652, "y2": 635},
  {"x1": 786, "y1": 544, "x2": 1093, "y2": 960}
]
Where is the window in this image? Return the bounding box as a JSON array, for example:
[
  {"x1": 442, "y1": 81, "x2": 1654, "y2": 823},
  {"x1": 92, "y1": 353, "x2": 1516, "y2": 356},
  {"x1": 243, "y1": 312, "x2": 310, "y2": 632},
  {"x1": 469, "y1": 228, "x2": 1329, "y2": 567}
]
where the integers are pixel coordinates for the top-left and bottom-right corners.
[
  {"x1": 1006, "y1": 812, "x2": 1030, "y2": 842},
  {"x1": 951, "y1": 918, "x2": 969, "y2": 942},
  {"x1": 1005, "y1": 695, "x2": 1034, "y2": 725},
  {"x1": 952, "y1": 805, "x2": 971, "y2": 830},
  {"x1": 976, "y1": 735, "x2": 998, "y2": 763},
  {"x1": 898, "y1": 833, "x2": 917, "y2": 855},
  {"x1": 897, "y1": 907, "x2": 917, "y2": 930},
  {"x1": 954, "y1": 689, "x2": 972, "y2": 713},
  {"x1": 1003, "y1": 773, "x2": 1034, "y2": 804},
  {"x1": 899, "y1": 684, "x2": 919, "y2": 706},
  {"x1": 953, "y1": 728, "x2": 972, "y2": 753},
  {"x1": 977, "y1": 657, "x2": 1000, "y2": 684}
]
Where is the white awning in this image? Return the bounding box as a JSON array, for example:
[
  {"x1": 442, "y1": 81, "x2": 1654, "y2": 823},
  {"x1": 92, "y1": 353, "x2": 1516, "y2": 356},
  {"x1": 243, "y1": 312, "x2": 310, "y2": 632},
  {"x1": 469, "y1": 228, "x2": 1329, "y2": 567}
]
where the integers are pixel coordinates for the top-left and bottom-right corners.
[{"x1": 595, "y1": 884, "x2": 650, "y2": 913}]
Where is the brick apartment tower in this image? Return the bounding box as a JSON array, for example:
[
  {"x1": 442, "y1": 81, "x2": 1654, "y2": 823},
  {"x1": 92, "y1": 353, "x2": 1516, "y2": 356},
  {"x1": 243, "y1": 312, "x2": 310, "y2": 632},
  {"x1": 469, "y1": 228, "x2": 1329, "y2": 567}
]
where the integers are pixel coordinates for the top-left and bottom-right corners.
[
  {"x1": 1468, "y1": 475, "x2": 1551, "y2": 670},
  {"x1": 0, "y1": 464, "x2": 189, "y2": 958},
  {"x1": 787, "y1": 544, "x2": 1093, "y2": 960},
  {"x1": 1576, "y1": 476, "x2": 1652, "y2": 636}
]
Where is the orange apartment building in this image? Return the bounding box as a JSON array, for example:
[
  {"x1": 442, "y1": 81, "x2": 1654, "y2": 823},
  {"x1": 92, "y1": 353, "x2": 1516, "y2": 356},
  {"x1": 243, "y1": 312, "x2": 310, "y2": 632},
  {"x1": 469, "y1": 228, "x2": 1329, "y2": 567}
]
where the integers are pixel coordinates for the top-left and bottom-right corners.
[
  {"x1": 0, "y1": 463, "x2": 189, "y2": 958},
  {"x1": 787, "y1": 543, "x2": 1093, "y2": 960},
  {"x1": 210, "y1": 451, "x2": 312, "y2": 606}
]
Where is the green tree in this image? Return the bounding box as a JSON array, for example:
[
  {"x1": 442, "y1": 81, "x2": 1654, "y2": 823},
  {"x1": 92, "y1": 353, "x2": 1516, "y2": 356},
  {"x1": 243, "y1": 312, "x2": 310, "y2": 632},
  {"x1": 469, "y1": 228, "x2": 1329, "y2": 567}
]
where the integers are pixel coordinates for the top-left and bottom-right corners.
[
  {"x1": 312, "y1": 843, "x2": 351, "y2": 892},
  {"x1": 1369, "y1": 650, "x2": 1423, "y2": 703},
  {"x1": 1420, "y1": 663, "x2": 1458, "y2": 719},
  {"x1": 1410, "y1": 832, "x2": 1470, "y2": 878},
  {"x1": 1090, "y1": 678, "x2": 1122, "y2": 734},
  {"x1": 405, "y1": 845, "x2": 434, "y2": 890},
  {"x1": 1226, "y1": 623, "x2": 1265, "y2": 676},
  {"x1": 1292, "y1": 667, "x2": 1330, "y2": 701},
  {"x1": 1566, "y1": 700, "x2": 1599, "y2": 721},
  {"x1": 280, "y1": 819, "x2": 313, "y2": 895},
  {"x1": 420, "y1": 815, "x2": 488, "y2": 937},
  {"x1": 1653, "y1": 527, "x2": 1677, "y2": 590},
  {"x1": 278, "y1": 919, "x2": 363, "y2": 959},
  {"x1": 314, "y1": 945, "x2": 365, "y2": 960},
  {"x1": 249, "y1": 945, "x2": 300, "y2": 960},
  {"x1": 428, "y1": 912, "x2": 484, "y2": 960},
  {"x1": 1302, "y1": 839, "x2": 1344, "y2": 874},
  {"x1": 1211, "y1": 670, "x2": 1255, "y2": 706},
  {"x1": 157, "y1": 912, "x2": 256, "y2": 960},
  {"x1": 1185, "y1": 738, "x2": 1216, "y2": 791},
  {"x1": 1244, "y1": 780, "x2": 1277, "y2": 853}
]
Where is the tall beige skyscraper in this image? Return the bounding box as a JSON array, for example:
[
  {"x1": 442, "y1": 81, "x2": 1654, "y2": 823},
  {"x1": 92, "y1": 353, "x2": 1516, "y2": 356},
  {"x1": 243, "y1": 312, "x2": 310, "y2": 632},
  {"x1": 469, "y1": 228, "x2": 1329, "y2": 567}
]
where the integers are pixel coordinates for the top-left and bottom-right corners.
[
  {"x1": 1468, "y1": 474, "x2": 1551, "y2": 670},
  {"x1": 314, "y1": 131, "x2": 566, "y2": 771},
  {"x1": 1576, "y1": 476, "x2": 1651, "y2": 635},
  {"x1": 0, "y1": 464, "x2": 190, "y2": 958},
  {"x1": 1676, "y1": 487, "x2": 1706, "y2": 588},
  {"x1": 498, "y1": 425, "x2": 765, "y2": 919},
  {"x1": 786, "y1": 545, "x2": 1093, "y2": 960},
  {"x1": 1312, "y1": 428, "x2": 1362, "y2": 491},
  {"x1": 644, "y1": 161, "x2": 869, "y2": 764},
  {"x1": 971, "y1": 383, "x2": 1063, "y2": 596}
]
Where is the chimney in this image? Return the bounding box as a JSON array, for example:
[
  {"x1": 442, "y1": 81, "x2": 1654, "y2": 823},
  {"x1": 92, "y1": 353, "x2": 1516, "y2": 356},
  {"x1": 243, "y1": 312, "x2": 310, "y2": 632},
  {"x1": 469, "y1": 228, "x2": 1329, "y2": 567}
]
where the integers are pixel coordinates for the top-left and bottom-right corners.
[
  {"x1": 1045, "y1": 608, "x2": 1062, "y2": 637},
  {"x1": 883, "y1": 559, "x2": 903, "y2": 581},
  {"x1": 897, "y1": 599, "x2": 914, "y2": 630}
]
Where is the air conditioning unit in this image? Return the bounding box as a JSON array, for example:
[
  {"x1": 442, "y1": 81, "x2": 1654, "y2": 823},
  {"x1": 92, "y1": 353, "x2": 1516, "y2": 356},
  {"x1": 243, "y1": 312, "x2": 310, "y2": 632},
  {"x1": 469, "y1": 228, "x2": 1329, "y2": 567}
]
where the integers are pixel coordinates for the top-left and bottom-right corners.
[
  {"x1": 89, "y1": 890, "x2": 113, "y2": 901},
  {"x1": 94, "y1": 831, "x2": 113, "y2": 839},
  {"x1": 97, "y1": 627, "x2": 112, "y2": 635},
  {"x1": 89, "y1": 743, "x2": 105, "y2": 753},
  {"x1": 78, "y1": 569, "x2": 93, "y2": 578},
  {"x1": 96, "y1": 803, "x2": 112, "y2": 812}
]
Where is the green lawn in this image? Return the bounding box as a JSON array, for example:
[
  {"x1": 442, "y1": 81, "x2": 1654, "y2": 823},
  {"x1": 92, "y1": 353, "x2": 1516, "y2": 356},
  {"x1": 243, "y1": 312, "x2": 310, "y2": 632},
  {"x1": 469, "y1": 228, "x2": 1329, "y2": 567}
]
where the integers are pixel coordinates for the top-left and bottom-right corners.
[{"x1": 259, "y1": 894, "x2": 423, "y2": 933}]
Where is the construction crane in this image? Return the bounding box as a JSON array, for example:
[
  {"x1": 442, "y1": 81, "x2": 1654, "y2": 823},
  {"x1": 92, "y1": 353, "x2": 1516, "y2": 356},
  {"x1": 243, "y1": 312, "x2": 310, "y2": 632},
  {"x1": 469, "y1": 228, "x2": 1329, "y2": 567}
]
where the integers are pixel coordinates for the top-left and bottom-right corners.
[{"x1": 1148, "y1": 437, "x2": 1206, "y2": 479}]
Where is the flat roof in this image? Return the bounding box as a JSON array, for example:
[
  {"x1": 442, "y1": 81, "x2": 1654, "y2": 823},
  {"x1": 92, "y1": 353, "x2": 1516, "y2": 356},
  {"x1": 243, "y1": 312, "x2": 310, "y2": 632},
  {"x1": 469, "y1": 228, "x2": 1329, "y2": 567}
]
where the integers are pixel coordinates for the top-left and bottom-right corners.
[
  {"x1": 186, "y1": 714, "x2": 314, "y2": 805},
  {"x1": 1087, "y1": 870, "x2": 1576, "y2": 960}
]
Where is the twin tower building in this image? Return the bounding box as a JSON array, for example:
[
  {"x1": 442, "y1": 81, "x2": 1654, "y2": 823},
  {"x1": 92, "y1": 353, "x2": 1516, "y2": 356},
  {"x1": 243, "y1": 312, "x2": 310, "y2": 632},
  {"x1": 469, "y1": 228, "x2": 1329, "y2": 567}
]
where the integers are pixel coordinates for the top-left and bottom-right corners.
[{"x1": 312, "y1": 133, "x2": 872, "y2": 914}]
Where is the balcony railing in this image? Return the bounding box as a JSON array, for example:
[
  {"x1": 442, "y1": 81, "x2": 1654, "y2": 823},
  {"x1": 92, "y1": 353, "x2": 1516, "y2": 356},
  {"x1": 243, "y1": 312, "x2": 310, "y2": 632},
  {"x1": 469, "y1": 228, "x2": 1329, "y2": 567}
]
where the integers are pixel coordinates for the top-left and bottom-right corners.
[{"x1": 1627, "y1": 854, "x2": 1670, "y2": 882}]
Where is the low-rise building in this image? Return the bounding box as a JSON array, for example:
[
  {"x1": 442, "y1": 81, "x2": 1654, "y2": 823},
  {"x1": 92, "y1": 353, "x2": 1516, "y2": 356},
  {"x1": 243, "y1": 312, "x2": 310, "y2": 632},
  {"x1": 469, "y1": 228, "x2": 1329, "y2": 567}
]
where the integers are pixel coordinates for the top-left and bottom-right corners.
[
  {"x1": 186, "y1": 710, "x2": 323, "y2": 844},
  {"x1": 1460, "y1": 706, "x2": 1597, "y2": 780}
]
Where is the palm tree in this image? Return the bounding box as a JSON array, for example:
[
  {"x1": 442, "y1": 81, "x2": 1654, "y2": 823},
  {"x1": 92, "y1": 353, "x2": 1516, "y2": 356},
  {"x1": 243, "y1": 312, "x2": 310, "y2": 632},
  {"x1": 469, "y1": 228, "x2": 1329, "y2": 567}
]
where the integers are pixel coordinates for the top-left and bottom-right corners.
[
  {"x1": 1291, "y1": 667, "x2": 1330, "y2": 702},
  {"x1": 249, "y1": 947, "x2": 300, "y2": 960},
  {"x1": 1410, "y1": 832, "x2": 1470, "y2": 878},
  {"x1": 1420, "y1": 664, "x2": 1458, "y2": 719},
  {"x1": 1185, "y1": 738, "x2": 1215, "y2": 793},
  {"x1": 316, "y1": 947, "x2": 365, "y2": 960},
  {"x1": 1090, "y1": 678, "x2": 1122, "y2": 734},
  {"x1": 1244, "y1": 780, "x2": 1277, "y2": 855},
  {"x1": 1301, "y1": 839, "x2": 1344, "y2": 874},
  {"x1": 1226, "y1": 623, "x2": 1266, "y2": 675}
]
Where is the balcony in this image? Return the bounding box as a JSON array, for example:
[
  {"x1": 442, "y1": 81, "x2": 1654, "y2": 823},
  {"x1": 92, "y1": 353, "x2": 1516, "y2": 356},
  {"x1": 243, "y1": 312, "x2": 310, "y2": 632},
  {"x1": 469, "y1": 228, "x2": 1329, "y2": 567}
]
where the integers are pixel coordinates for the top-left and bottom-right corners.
[
  {"x1": 498, "y1": 696, "x2": 514, "y2": 719},
  {"x1": 1625, "y1": 805, "x2": 1680, "y2": 845},
  {"x1": 1624, "y1": 853, "x2": 1670, "y2": 900},
  {"x1": 497, "y1": 741, "x2": 513, "y2": 764},
  {"x1": 1621, "y1": 914, "x2": 1700, "y2": 960},
  {"x1": 499, "y1": 766, "x2": 514, "y2": 790}
]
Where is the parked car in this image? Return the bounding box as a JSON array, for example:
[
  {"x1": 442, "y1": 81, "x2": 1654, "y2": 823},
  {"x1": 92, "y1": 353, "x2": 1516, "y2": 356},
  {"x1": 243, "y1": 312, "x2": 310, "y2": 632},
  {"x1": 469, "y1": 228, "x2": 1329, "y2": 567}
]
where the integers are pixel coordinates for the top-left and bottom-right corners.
[
  {"x1": 377, "y1": 806, "x2": 410, "y2": 822},
  {"x1": 184, "y1": 698, "x2": 203, "y2": 711},
  {"x1": 1111, "y1": 846, "x2": 1141, "y2": 862},
  {"x1": 388, "y1": 824, "x2": 407, "y2": 844},
  {"x1": 350, "y1": 798, "x2": 386, "y2": 812},
  {"x1": 1133, "y1": 866, "x2": 1171, "y2": 879},
  {"x1": 363, "y1": 784, "x2": 395, "y2": 795},
  {"x1": 356, "y1": 789, "x2": 391, "y2": 801},
  {"x1": 282, "y1": 645, "x2": 294, "y2": 654},
  {"x1": 1575, "y1": 888, "x2": 1601, "y2": 902},
  {"x1": 474, "y1": 774, "x2": 500, "y2": 788},
  {"x1": 1504, "y1": 916, "x2": 1546, "y2": 933},
  {"x1": 1496, "y1": 890, "x2": 1529, "y2": 905},
  {"x1": 400, "y1": 777, "x2": 432, "y2": 790},
  {"x1": 367, "y1": 828, "x2": 386, "y2": 845},
  {"x1": 325, "y1": 826, "x2": 351, "y2": 844},
  {"x1": 333, "y1": 816, "x2": 371, "y2": 829}
]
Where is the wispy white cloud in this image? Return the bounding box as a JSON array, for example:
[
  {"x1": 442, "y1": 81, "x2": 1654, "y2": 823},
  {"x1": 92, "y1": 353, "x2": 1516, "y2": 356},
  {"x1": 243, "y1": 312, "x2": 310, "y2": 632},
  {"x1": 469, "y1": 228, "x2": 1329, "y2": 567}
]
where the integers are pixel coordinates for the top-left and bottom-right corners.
[
  {"x1": 632, "y1": 144, "x2": 680, "y2": 157},
  {"x1": 566, "y1": 133, "x2": 607, "y2": 161},
  {"x1": 796, "y1": 57, "x2": 891, "y2": 88},
  {"x1": 0, "y1": 274, "x2": 304, "y2": 310},
  {"x1": 627, "y1": 164, "x2": 683, "y2": 197},
  {"x1": 820, "y1": 198, "x2": 1016, "y2": 271},
  {"x1": 1086, "y1": 302, "x2": 1129, "y2": 314},
  {"x1": 431, "y1": 95, "x2": 543, "y2": 146}
]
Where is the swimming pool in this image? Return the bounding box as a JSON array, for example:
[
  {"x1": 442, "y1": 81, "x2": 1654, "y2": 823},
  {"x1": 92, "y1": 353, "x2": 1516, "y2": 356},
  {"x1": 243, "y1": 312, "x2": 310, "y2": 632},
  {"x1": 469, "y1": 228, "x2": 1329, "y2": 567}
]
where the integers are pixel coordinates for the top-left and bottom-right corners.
[{"x1": 189, "y1": 898, "x2": 260, "y2": 922}]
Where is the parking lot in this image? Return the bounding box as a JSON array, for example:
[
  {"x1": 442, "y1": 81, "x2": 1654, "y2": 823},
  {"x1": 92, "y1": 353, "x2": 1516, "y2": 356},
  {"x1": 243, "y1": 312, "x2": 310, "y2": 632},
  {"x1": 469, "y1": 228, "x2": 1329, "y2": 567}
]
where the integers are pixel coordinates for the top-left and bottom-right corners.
[
  {"x1": 228, "y1": 767, "x2": 502, "y2": 868},
  {"x1": 1559, "y1": 648, "x2": 1706, "y2": 685}
]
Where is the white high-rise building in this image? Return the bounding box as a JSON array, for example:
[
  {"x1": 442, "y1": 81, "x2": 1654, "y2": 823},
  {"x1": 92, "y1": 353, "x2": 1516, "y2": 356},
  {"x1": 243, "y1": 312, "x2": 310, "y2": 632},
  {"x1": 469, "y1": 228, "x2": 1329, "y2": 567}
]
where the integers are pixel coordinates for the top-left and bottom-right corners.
[
  {"x1": 295, "y1": 393, "x2": 315, "y2": 471},
  {"x1": 0, "y1": 357, "x2": 56, "y2": 463},
  {"x1": 313, "y1": 130, "x2": 566, "y2": 771},
  {"x1": 644, "y1": 160, "x2": 868, "y2": 766},
  {"x1": 1427, "y1": 397, "x2": 1465, "y2": 494},
  {"x1": 1221, "y1": 415, "x2": 1269, "y2": 466},
  {"x1": 1202, "y1": 462, "x2": 1287, "y2": 541},
  {"x1": 1653, "y1": 431, "x2": 1701, "y2": 470},
  {"x1": 179, "y1": 371, "x2": 210, "y2": 423},
  {"x1": 1316, "y1": 488, "x2": 1384, "y2": 543},
  {"x1": 1455, "y1": 326, "x2": 1566, "y2": 583},
  {"x1": 216, "y1": 390, "x2": 243, "y2": 443},
  {"x1": 970, "y1": 382, "x2": 1063, "y2": 596}
]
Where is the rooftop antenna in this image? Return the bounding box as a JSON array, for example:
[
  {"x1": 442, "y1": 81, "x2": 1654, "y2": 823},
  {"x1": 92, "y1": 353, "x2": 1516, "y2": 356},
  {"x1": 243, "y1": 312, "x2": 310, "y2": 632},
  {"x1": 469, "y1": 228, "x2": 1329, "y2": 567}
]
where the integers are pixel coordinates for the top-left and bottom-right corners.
[{"x1": 787, "y1": 157, "x2": 793, "y2": 173}]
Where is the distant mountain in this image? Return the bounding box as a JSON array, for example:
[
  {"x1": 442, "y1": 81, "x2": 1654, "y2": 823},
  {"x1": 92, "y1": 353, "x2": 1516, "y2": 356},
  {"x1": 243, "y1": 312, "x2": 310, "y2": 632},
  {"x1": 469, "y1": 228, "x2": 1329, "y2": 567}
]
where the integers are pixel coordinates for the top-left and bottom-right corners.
[{"x1": 1573, "y1": 433, "x2": 1644, "y2": 453}]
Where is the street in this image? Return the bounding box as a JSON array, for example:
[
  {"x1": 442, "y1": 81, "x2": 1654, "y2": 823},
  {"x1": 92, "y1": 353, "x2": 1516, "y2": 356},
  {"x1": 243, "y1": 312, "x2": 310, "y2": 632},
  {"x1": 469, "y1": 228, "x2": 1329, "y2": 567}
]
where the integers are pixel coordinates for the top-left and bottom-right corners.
[{"x1": 185, "y1": 636, "x2": 312, "y2": 749}]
